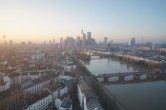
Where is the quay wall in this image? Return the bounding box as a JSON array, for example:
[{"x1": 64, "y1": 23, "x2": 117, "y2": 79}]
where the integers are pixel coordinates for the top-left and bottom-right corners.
[
  {"x1": 92, "y1": 79, "x2": 124, "y2": 110},
  {"x1": 68, "y1": 53, "x2": 124, "y2": 110},
  {"x1": 86, "y1": 50, "x2": 160, "y2": 69}
]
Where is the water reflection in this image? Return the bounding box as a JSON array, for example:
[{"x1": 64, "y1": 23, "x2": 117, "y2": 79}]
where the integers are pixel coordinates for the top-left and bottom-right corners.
[
  {"x1": 83, "y1": 58, "x2": 139, "y2": 75},
  {"x1": 108, "y1": 77, "x2": 119, "y2": 82},
  {"x1": 124, "y1": 75, "x2": 133, "y2": 81},
  {"x1": 83, "y1": 57, "x2": 166, "y2": 110},
  {"x1": 104, "y1": 80, "x2": 166, "y2": 110}
]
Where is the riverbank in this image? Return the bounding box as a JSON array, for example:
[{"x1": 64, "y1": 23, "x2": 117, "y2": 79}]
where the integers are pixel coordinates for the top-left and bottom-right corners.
[
  {"x1": 68, "y1": 55, "x2": 124, "y2": 110},
  {"x1": 91, "y1": 79, "x2": 124, "y2": 110},
  {"x1": 82, "y1": 56, "x2": 166, "y2": 110},
  {"x1": 110, "y1": 54, "x2": 159, "y2": 72}
]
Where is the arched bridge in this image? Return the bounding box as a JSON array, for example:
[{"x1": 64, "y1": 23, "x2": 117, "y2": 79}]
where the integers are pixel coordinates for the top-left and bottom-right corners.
[{"x1": 95, "y1": 72, "x2": 166, "y2": 82}]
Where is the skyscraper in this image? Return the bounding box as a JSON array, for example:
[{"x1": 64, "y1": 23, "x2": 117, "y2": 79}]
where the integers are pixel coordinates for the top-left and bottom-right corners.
[
  {"x1": 10, "y1": 40, "x2": 12, "y2": 45},
  {"x1": 82, "y1": 30, "x2": 86, "y2": 46},
  {"x1": 86, "y1": 32, "x2": 91, "y2": 46},
  {"x1": 87, "y1": 32, "x2": 91, "y2": 40},
  {"x1": 104, "y1": 37, "x2": 107, "y2": 45},
  {"x1": 131, "y1": 37, "x2": 135, "y2": 46},
  {"x1": 128, "y1": 37, "x2": 135, "y2": 47},
  {"x1": 28, "y1": 41, "x2": 32, "y2": 44},
  {"x1": 68, "y1": 37, "x2": 75, "y2": 47},
  {"x1": 76, "y1": 36, "x2": 81, "y2": 47},
  {"x1": 60, "y1": 37, "x2": 63, "y2": 47}
]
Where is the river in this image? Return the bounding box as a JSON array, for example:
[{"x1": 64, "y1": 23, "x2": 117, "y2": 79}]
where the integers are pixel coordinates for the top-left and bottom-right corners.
[{"x1": 83, "y1": 57, "x2": 166, "y2": 110}]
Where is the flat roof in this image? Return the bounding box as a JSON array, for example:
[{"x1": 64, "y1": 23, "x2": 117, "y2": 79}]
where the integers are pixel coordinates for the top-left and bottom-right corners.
[
  {"x1": 21, "y1": 79, "x2": 34, "y2": 89},
  {"x1": 86, "y1": 99, "x2": 103, "y2": 110},
  {"x1": 60, "y1": 98, "x2": 72, "y2": 108},
  {"x1": 60, "y1": 75, "x2": 73, "y2": 81}
]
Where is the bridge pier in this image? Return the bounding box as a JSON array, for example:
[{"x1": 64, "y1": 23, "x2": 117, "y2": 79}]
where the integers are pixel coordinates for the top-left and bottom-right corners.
[
  {"x1": 104, "y1": 77, "x2": 109, "y2": 82},
  {"x1": 119, "y1": 76, "x2": 124, "y2": 81},
  {"x1": 147, "y1": 74, "x2": 154, "y2": 79},
  {"x1": 97, "y1": 72, "x2": 157, "y2": 82},
  {"x1": 133, "y1": 74, "x2": 140, "y2": 80}
]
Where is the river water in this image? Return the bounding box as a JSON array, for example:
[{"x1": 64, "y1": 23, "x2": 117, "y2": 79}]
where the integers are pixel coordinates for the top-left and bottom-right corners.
[{"x1": 83, "y1": 57, "x2": 166, "y2": 110}]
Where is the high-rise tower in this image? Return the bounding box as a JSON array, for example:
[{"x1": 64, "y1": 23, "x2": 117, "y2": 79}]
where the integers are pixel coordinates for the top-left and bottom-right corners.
[
  {"x1": 87, "y1": 32, "x2": 91, "y2": 40},
  {"x1": 104, "y1": 37, "x2": 107, "y2": 45},
  {"x1": 82, "y1": 30, "x2": 86, "y2": 46},
  {"x1": 128, "y1": 37, "x2": 135, "y2": 47}
]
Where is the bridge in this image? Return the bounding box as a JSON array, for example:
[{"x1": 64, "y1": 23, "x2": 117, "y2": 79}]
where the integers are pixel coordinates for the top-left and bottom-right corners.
[
  {"x1": 101, "y1": 78, "x2": 166, "y2": 85},
  {"x1": 83, "y1": 49, "x2": 112, "y2": 57},
  {"x1": 95, "y1": 72, "x2": 166, "y2": 82}
]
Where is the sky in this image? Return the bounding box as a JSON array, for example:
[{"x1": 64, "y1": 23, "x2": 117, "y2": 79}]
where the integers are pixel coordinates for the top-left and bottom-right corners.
[{"x1": 0, "y1": 0, "x2": 166, "y2": 43}]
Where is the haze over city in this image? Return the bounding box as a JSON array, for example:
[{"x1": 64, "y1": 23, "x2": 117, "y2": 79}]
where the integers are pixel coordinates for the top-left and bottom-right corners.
[
  {"x1": 1, "y1": 1, "x2": 166, "y2": 110},
  {"x1": 0, "y1": 0, "x2": 166, "y2": 43}
]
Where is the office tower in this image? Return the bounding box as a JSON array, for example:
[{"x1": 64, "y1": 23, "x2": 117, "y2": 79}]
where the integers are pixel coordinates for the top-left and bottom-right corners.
[
  {"x1": 104, "y1": 37, "x2": 107, "y2": 45},
  {"x1": 131, "y1": 37, "x2": 135, "y2": 46},
  {"x1": 60, "y1": 37, "x2": 63, "y2": 47},
  {"x1": 128, "y1": 40, "x2": 131, "y2": 46},
  {"x1": 53, "y1": 38, "x2": 55, "y2": 44},
  {"x1": 86, "y1": 32, "x2": 92, "y2": 46},
  {"x1": 82, "y1": 30, "x2": 86, "y2": 46},
  {"x1": 68, "y1": 37, "x2": 75, "y2": 47},
  {"x1": 64, "y1": 39, "x2": 67, "y2": 47},
  {"x1": 66, "y1": 36, "x2": 69, "y2": 46},
  {"x1": 111, "y1": 40, "x2": 113, "y2": 44},
  {"x1": 10, "y1": 40, "x2": 12, "y2": 45},
  {"x1": 87, "y1": 32, "x2": 91, "y2": 40},
  {"x1": 76, "y1": 36, "x2": 81, "y2": 47},
  {"x1": 128, "y1": 37, "x2": 135, "y2": 47},
  {"x1": 21, "y1": 42, "x2": 26, "y2": 45},
  {"x1": 28, "y1": 41, "x2": 32, "y2": 44},
  {"x1": 91, "y1": 38, "x2": 96, "y2": 47}
]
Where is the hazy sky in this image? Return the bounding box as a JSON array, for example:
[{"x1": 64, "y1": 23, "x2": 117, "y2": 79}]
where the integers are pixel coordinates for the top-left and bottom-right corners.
[{"x1": 0, "y1": 0, "x2": 166, "y2": 43}]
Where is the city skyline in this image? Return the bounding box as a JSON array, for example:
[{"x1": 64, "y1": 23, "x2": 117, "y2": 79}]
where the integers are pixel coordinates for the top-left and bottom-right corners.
[{"x1": 0, "y1": 0, "x2": 166, "y2": 43}]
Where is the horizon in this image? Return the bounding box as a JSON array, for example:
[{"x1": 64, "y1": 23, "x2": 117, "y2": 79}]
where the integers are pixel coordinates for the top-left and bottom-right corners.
[{"x1": 0, "y1": 0, "x2": 166, "y2": 43}]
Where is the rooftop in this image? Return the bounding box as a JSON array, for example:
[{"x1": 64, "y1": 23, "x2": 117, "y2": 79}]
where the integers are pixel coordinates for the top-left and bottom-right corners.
[
  {"x1": 21, "y1": 79, "x2": 34, "y2": 89},
  {"x1": 60, "y1": 98, "x2": 72, "y2": 108}
]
